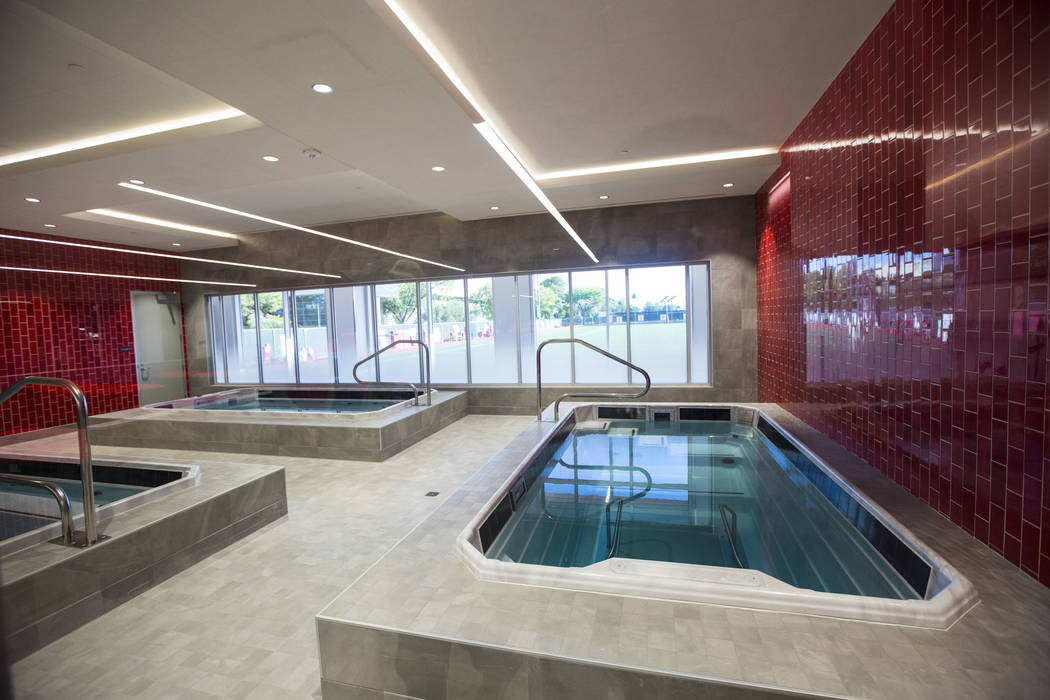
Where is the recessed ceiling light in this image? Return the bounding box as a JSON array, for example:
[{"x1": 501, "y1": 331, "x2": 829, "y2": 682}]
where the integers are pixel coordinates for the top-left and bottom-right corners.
[
  {"x1": 0, "y1": 108, "x2": 245, "y2": 168},
  {"x1": 598, "y1": 194, "x2": 609, "y2": 200},
  {"x1": 86, "y1": 208, "x2": 239, "y2": 239},
  {"x1": 490, "y1": 206, "x2": 500, "y2": 211},
  {"x1": 311, "y1": 83, "x2": 333, "y2": 94},
  {"x1": 0, "y1": 233, "x2": 339, "y2": 278},
  {"x1": 262, "y1": 155, "x2": 280, "y2": 162},
  {"x1": 0, "y1": 266, "x2": 254, "y2": 287},
  {"x1": 24, "y1": 197, "x2": 40, "y2": 203},
  {"x1": 118, "y1": 181, "x2": 465, "y2": 272},
  {"x1": 723, "y1": 183, "x2": 734, "y2": 188},
  {"x1": 43, "y1": 224, "x2": 56, "y2": 228},
  {"x1": 431, "y1": 165, "x2": 445, "y2": 172},
  {"x1": 128, "y1": 179, "x2": 145, "y2": 185},
  {"x1": 171, "y1": 242, "x2": 182, "y2": 246}
]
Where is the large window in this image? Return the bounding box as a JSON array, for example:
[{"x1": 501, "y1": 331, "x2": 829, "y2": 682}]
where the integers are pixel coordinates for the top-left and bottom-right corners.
[{"x1": 207, "y1": 262, "x2": 711, "y2": 386}]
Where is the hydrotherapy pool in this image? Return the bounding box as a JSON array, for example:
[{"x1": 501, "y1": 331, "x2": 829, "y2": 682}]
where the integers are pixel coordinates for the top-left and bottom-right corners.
[
  {"x1": 0, "y1": 455, "x2": 198, "y2": 555},
  {"x1": 459, "y1": 404, "x2": 978, "y2": 628},
  {"x1": 152, "y1": 387, "x2": 418, "y2": 415}
]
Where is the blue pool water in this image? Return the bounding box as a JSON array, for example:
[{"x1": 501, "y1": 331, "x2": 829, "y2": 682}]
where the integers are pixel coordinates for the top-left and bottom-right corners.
[
  {"x1": 486, "y1": 420, "x2": 920, "y2": 599},
  {"x1": 194, "y1": 397, "x2": 401, "y2": 414},
  {"x1": 0, "y1": 479, "x2": 146, "y2": 540}
]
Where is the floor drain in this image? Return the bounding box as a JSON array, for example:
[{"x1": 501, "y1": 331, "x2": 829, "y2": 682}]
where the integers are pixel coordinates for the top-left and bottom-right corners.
[
  {"x1": 425, "y1": 491, "x2": 440, "y2": 497},
  {"x1": 722, "y1": 458, "x2": 735, "y2": 465}
]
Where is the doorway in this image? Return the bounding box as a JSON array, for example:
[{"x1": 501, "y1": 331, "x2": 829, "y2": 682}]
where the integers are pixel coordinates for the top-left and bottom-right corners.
[{"x1": 130, "y1": 291, "x2": 188, "y2": 405}]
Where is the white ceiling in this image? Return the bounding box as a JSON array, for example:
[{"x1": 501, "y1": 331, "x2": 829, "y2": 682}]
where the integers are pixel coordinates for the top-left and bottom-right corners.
[{"x1": 1, "y1": 0, "x2": 892, "y2": 256}]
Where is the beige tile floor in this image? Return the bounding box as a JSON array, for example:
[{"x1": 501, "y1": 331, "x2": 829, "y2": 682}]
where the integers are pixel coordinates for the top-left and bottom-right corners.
[{"x1": 9, "y1": 415, "x2": 532, "y2": 699}]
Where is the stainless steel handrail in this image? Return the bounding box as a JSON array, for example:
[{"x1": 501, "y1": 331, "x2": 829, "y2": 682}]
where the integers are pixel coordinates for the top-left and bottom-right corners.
[
  {"x1": 352, "y1": 339, "x2": 432, "y2": 406},
  {"x1": 718, "y1": 503, "x2": 744, "y2": 568},
  {"x1": 0, "y1": 376, "x2": 98, "y2": 545},
  {"x1": 535, "y1": 338, "x2": 651, "y2": 421},
  {"x1": 0, "y1": 474, "x2": 74, "y2": 545}
]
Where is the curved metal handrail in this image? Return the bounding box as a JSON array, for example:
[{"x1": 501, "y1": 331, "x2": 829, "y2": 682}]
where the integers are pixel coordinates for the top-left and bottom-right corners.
[
  {"x1": 0, "y1": 376, "x2": 98, "y2": 545},
  {"x1": 0, "y1": 474, "x2": 74, "y2": 545},
  {"x1": 718, "y1": 503, "x2": 745, "y2": 568},
  {"x1": 535, "y1": 338, "x2": 651, "y2": 421},
  {"x1": 352, "y1": 339, "x2": 432, "y2": 406}
]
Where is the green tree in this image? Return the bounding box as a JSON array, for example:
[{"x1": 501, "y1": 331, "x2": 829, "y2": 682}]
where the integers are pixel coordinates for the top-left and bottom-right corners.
[
  {"x1": 572, "y1": 286, "x2": 605, "y2": 321},
  {"x1": 380, "y1": 284, "x2": 418, "y2": 324},
  {"x1": 257, "y1": 292, "x2": 286, "y2": 329},
  {"x1": 468, "y1": 283, "x2": 493, "y2": 318},
  {"x1": 537, "y1": 276, "x2": 569, "y2": 319}
]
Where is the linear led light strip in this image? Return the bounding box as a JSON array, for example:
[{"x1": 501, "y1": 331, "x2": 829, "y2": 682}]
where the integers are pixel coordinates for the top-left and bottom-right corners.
[
  {"x1": 378, "y1": 0, "x2": 598, "y2": 263},
  {"x1": 0, "y1": 233, "x2": 339, "y2": 279},
  {"x1": 0, "y1": 108, "x2": 246, "y2": 167},
  {"x1": 117, "y1": 182, "x2": 465, "y2": 272},
  {"x1": 87, "y1": 208, "x2": 239, "y2": 240},
  {"x1": 0, "y1": 267, "x2": 254, "y2": 287},
  {"x1": 532, "y1": 147, "x2": 779, "y2": 181},
  {"x1": 474, "y1": 122, "x2": 598, "y2": 262}
]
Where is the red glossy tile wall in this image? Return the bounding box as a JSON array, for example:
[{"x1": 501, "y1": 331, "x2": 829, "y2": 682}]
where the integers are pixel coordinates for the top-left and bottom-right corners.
[
  {"x1": 757, "y1": 0, "x2": 1050, "y2": 586},
  {"x1": 0, "y1": 230, "x2": 184, "y2": 436}
]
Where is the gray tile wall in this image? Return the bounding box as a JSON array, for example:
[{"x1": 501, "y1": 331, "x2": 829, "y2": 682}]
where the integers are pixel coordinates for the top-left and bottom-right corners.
[{"x1": 181, "y1": 197, "x2": 756, "y2": 401}]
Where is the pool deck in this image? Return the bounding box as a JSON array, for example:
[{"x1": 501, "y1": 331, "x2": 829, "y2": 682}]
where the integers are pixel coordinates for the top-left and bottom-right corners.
[
  {"x1": 1, "y1": 434, "x2": 286, "y2": 661},
  {"x1": 317, "y1": 403, "x2": 1050, "y2": 699}
]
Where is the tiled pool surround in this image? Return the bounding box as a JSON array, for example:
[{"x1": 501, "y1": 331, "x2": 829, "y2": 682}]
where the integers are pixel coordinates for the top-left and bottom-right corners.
[
  {"x1": 90, "y1": 388, "x2": 467, "y2": 461},
  {"x1": 317, "y1": 403, "x2": 1050, "y2": 699},
  {"x1": 0, "y1": 454, "x2": 198, "y2": 556},
  {"x1": 458, "y1": 405, "x2": 978, "y2": 628},
  {"x1": 0, "y1": 440, "x2": 287, "y2": 661}
]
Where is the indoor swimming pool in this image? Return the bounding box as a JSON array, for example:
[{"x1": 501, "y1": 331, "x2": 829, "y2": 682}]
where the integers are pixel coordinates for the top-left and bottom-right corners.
[
  {"x1": 152, "y1": 387, "x2": 417, "y2": 415},
  {"x1": 459, "y1": 404, "x2": 979, "y2": 627},
  {"x1": 0, "y1": 456, "x2": 198, "y2": 555}
]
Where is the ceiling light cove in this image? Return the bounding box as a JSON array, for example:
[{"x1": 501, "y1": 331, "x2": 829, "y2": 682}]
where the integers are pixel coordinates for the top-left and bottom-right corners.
[
  {"x1": 374, "y1": 1, "x2": 597, "y2": 262},
  {"x1": 0, "y1": 233, "x2": 338, "y2": 279},
  {"x1": 0, "y1": 267, "x2": 254, "y2": 288},
  {"x1": 533, "y1": 147, "x2": 779, "y2": 181},
  {"x1": 0, "y1": 108, "x2": 246, "y2": 168},
  {"x1": 86, "y1": 208, "x2": 239, "y2": 239},
  {"x1": 474, "y1": 121, "x2": 598, "y2": 263},
  {"x1": 117, "y1": 182, "x2": 464, "y2": 272}
]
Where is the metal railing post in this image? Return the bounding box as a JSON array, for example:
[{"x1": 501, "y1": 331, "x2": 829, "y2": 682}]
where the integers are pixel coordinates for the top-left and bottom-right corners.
[
  {"x1": 352, "y1": 339, "x2": 432, "y2": 406},
  {"x1": 0, "y1": 376, "x2": 98, "y2": 545},
  {"x1": 535, "y1": 338, "x2": 652, "y2": 422}
]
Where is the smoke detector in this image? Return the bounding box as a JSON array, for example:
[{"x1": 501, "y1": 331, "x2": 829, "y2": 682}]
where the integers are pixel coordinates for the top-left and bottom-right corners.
[{"x1": 302, "y1": 148, "x2": 322, "y2": 159}]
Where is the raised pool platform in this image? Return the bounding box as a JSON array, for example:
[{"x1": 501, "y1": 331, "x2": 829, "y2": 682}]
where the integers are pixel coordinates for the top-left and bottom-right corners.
[
  {"x1": 316, "y1": 403, "x2": 1050, "y2": 699},
  {"x1": 90, "y1": 388, "x2": 467, "y2": 462},
  {"x1": 1, "y1": 436, "x2": 286, "y2": 662}
]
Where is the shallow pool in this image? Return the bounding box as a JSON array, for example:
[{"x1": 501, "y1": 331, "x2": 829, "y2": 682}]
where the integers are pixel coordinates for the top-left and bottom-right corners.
[{"x1": 486, "y1": 419, "x2": 922, "y2": 599}]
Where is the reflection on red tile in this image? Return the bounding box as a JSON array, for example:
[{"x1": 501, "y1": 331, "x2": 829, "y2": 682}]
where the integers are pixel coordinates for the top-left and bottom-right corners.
[
  {"x1": 757, "y1": 0, "x2": 1049, "y2": 587},
  {"x1": 0, "y1": 229, "x2": 184, "y2": 435}
]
